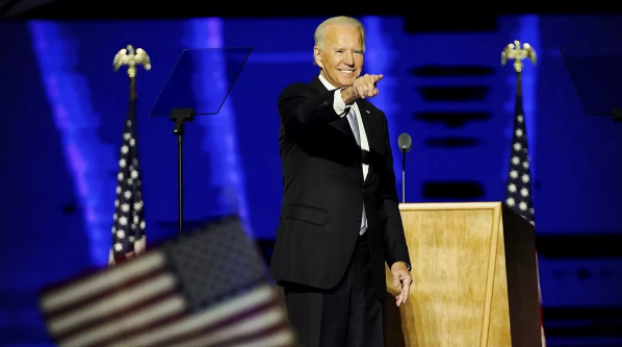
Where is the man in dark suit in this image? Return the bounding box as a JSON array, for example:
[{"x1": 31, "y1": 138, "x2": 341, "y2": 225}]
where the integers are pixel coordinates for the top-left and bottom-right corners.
[{"x1": 269, "y1": 16, "x2": 413, "y2": 347}]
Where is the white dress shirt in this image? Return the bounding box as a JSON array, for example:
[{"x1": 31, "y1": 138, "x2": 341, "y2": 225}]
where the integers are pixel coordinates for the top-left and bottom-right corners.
[{"x1": 318, "y1": 74, "x2": 368, "y2": 235}]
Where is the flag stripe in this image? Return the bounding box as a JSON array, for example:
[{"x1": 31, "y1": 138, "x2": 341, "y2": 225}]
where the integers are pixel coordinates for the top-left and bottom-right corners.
[
  {"x1": 45, "y1": 267, "x2": 168, "y2": 321},
  {"x1": 60, "y1": 295, "x2": 186, "y2": 347},
  {"x1": 51, "y1": 276, "x2": 177, "y2": 339},
  {"x1": 150, "y1": 299, "x2": 282, "y2": 347},
  {"x1": 52, "y1": 284, "x2": 276, "y2": 347},
  {"x1": 41, "y1": 251, "x2": 165, "y2": 313},
  {"x1": 86, "y1": 295, "x2": 277, "y2": 347},
  {"x1": 56, "y1": 289, "x2": 180, "y2": 343},
  {"x1": 101, "y1": 285, "x2": 275, "y2": 347}
]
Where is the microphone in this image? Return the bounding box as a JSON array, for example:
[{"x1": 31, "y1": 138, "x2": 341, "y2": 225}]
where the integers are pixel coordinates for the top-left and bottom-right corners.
[
  {"x1": 398, "y1": 133, "x2": 412, "y2": 152},
  {"x1": 397, "y1": 133, "x2": 412, "y2": 203}
]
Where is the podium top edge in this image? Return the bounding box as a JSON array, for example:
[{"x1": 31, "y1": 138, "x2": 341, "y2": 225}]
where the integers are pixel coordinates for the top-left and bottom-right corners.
[{"x1": 399, "y1": 202, "x2": 502, "y2": 211}]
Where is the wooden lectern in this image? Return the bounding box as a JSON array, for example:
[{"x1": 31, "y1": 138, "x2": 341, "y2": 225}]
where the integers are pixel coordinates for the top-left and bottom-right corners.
[{"x1": 385, "y1": 202, "x2": 541, "y2": 347}]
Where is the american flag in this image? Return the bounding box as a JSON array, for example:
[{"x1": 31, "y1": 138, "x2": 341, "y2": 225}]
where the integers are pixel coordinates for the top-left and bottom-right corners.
[
  {"x1": 504, "y1": 78, "x2": 546, "y2": 346},
  {"x1": 39, "y1": 217, "x2": 296, "y2": 347},
  {"x1": 109, "y1": 94, "x2": 146, "y2": 264},
  {"x1": 505, "y1": 89, "x2": 534, "y2": 223}
]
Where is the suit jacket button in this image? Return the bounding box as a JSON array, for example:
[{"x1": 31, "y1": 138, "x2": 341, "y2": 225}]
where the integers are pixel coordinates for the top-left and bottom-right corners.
[{"x1": 356, "y1": 216, "x2": 361, "y2": 222}]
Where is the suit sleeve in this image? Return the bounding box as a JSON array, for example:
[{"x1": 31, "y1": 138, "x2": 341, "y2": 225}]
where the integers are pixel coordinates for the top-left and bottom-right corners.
[
  {"x1": 278, "y1": 83, "x2": 349, "y2": 136},
  {"x1": 379, "y1": 115, "x2": 412, "y2": 271}
]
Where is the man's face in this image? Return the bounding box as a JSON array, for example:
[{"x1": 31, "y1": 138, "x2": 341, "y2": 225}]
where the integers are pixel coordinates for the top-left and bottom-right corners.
[{"x1": 314, "y1": 25, "x2": 364, "y2": 88}]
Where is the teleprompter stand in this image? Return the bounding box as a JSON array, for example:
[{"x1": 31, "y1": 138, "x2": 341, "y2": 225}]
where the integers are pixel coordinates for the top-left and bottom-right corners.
[
  {"x1": 171, "y1": 108, "x2": 194, "y2": 236},
  {"x1": 150, "y1": 48, "x2": 252, "y2": 235},
  {"x1": 560, "y1": 45, "x2": 622, "y2": 123}
]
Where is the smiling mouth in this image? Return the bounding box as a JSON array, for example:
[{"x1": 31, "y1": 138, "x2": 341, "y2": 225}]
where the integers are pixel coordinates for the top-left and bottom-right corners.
[{"x1": 338, "y1": 69, "x2": 355, "y2": 74}]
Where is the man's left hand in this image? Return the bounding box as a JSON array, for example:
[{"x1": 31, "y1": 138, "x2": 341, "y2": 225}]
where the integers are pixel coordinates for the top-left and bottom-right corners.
[{"x1": 390, "y1": 261, "x2": 412, "y2": 307}]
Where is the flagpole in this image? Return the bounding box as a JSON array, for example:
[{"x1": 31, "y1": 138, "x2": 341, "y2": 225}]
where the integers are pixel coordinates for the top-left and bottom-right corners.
[
  {"x1": 502, "y1": 40, "x2": 545, "y2": 347},
  {"x1": 129, "y1": 66, "x2": 136, "y2": 102},
  {"x1": 110, "y1": 46, "x2": 151, "y2": 265}
]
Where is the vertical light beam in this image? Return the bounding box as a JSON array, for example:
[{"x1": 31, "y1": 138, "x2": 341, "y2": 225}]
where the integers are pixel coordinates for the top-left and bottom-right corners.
[
  {"x1": 28, "y1": 21, "x2": 115, "y2": 266},
  {"x1": 362, "y1": 16, "x2": 400, "y2": 190},
  {"x1": 182, "y1": 17, "x2": 252, "y2": 235},
  {"x1": 518, "y1": 15, "x2": 539, "y2": 185}
]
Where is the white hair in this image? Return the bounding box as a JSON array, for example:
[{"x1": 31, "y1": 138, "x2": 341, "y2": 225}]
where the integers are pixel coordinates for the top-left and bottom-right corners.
[{"x1": 314, "y1": 16, "x2": 366, "y2": 52}]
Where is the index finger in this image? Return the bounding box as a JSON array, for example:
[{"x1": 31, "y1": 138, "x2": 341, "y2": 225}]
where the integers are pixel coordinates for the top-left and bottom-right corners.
[{"x1": 371, "y1": 74, "x2": 384, "y2": 82}]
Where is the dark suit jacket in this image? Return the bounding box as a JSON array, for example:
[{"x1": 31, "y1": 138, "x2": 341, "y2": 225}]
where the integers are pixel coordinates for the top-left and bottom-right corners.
[{"x1": 269, "y1": 76, "x2": 411, "y2": 299}]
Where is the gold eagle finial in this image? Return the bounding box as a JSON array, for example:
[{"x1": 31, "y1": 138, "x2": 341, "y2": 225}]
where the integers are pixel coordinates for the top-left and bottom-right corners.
[
  {"x1": 113, "y1": 45, "x2": 151, "y2": 78},
  {"x1": 501, "y1": 40, "x2": 537, "y2": 72}
]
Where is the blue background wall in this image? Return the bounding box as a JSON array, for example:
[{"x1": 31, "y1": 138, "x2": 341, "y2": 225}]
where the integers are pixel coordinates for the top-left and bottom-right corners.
[{"x1": 0, "y1": 15, "x2": 621, "y2": 346}]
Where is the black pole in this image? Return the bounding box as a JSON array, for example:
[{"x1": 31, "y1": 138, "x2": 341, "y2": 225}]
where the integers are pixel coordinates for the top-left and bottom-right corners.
[
  {"x1": 170, "y1": 108, "x2": 195, "y2": 236},
  {"x1": 402, "y1": 150, "x2": 406, "y2": 204},
  {"x1": 177, "y1": 133, "x2": 183, "y2": 235}
]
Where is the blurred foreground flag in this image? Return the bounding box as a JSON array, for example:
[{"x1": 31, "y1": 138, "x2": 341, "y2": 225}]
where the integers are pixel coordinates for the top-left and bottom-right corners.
[{"x1": 38, "y1": 216, "x2": 296, "y2": 347}]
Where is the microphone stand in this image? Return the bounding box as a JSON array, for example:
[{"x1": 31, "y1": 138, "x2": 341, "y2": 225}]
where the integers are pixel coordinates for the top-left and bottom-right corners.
[
  {"x1": 397, "y1": 133, "x2": 412, "y2": 204},
  {"x1": 402, "y1": 150, "x2": 406, "y2": 203}
]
